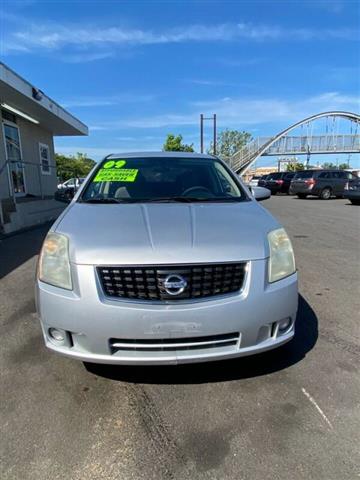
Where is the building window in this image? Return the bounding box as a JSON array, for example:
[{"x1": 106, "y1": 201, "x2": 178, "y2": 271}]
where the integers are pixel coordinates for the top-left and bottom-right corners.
[
  {"x1": 39, "y1": 143, "x2": 51, "y2": 175},
  {"x1": 3, "y1": 121, "x2": 26, "y2": 196}
]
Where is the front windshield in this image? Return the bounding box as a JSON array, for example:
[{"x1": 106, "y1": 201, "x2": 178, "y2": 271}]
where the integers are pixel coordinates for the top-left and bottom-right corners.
[{"x1": 80, "y1": 157, "x2": 246, "y2": 203}]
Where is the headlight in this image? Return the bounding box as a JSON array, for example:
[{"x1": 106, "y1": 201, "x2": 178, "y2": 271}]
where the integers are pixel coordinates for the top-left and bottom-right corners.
[
  {"x1": 268, "y1": 228, "x2": 296, "y2": 283},
  {"x1": 38, "y1": 233, "x2": 72, "y2": 290}
]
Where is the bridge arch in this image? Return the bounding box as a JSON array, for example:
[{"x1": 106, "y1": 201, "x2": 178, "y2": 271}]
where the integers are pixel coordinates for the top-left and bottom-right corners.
[{"x1": 231, "y1": 111, "x2": 360, "y2": 173}]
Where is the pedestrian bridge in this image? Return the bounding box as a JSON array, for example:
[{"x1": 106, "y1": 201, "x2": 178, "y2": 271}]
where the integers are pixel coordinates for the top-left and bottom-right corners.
[{"x1": 229, "y1": 111, "x2": 360, "y2": 173}]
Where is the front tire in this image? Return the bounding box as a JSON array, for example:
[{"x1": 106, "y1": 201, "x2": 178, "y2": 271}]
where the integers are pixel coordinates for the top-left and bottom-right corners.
[
  {"x1": 320, "y1": 187, "x2": 332, "y2": 200},
  {"x1": 350, "y1": 199, "x2": 360, "y2": 205}
]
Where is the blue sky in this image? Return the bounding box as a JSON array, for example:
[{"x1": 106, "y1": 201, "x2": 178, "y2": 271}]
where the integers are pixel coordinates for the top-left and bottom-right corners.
[{"x1": 1, "y1": 0, "x2": 360, "y2": 167}]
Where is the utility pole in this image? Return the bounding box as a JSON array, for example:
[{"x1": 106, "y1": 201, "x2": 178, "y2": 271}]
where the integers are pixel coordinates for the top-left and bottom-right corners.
[
  {"x1": 213, "y1": 114, "x2": 217, "y2": 155},
  {"x1": 306, "y1": 145, "x2": 311, "y2": 170},
  {"x1": 200, "y1": 114, "x2": 217, "y2": 154}
]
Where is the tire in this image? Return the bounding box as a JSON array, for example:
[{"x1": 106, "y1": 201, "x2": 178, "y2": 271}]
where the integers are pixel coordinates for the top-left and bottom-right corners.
[
  {"x1": 350, "y1": 199, "x2": 360, "y2": 205},
  {"x1": 320, "y1": 187, "x2": 332, "y2": 200},
  {"x1": 297, "y1": 193, "x2": 307, "y2": 199}
]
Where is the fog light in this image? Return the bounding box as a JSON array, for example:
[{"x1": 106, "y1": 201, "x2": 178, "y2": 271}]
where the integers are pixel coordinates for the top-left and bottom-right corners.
[
  {"x1": 278, "y1": 318, "x2": 292, "y2": 334},
  {"x1": 48, "y1": 328, "x2": 65, "y2": 342}
]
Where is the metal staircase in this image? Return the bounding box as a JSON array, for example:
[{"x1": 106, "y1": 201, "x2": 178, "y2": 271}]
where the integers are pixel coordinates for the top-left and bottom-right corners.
[{"x1": 228, "y1": 111, "x2": 360, "y2": 174}]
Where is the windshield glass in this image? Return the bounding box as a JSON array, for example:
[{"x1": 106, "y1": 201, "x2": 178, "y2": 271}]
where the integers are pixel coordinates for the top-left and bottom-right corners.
[{"x1": 80, "y1": 157, "x2": 246, "y2": 203}]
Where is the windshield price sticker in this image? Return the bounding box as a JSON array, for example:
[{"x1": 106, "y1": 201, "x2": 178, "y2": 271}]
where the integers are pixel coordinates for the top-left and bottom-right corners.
[
  {"x1": 103, "y1": 160, "x2": 127, "y2": 169},
  {"x1": 94, "y1": 168, "x2": 138, "y2": 182}
]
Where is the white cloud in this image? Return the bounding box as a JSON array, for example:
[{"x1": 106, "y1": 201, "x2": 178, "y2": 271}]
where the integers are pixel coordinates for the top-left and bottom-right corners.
[
  {"x1": 2, "y1": 20, "x2": 358, "y2": 55},
  {"x1": 59, "y1": 51, "x2": 114, "y2": 63},
  {"x1": 186, "y1": 78, "x2": 236, "y2": 87},
  {"x1": 62, "y1": 93, "x2": 156, "y2": 108},
  {"x1": 89, "y1": 91, "x2": 360, "y2": 131}
]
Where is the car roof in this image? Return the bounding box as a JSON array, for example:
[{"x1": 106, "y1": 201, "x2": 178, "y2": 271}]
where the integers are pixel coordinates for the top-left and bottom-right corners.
[
  {"x1": 296, "y1": 169, "x2": 345, "y2": 173},
  {"x1": 106, "y1": 151, "x2": 217, "y2": 160}
]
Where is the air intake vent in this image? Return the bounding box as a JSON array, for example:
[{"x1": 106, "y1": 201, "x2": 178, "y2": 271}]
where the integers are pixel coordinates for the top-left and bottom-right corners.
[{"x1": 109, "y1": 332, "x2": 240, "y2": 353}]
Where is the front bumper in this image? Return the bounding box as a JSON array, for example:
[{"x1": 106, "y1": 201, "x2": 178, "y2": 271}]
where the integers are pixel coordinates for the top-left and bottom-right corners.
[
  {"x1": 344, "y1": 190, "x2": 360, "y2": 201},
  {"x1": 36, "y1": 260, "x2": 298, "y2": 365}
]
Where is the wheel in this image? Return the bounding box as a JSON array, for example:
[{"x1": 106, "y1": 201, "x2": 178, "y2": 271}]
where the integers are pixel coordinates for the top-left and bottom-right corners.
[
  {"x1": 297, "y1": 193, "x2": 307, "y2": 199},
  {"x1": 320, "y1": 187, "x2": 332, "y2": 200},
  {"x1": 350, "y1": 199, "x2": 360, "y2": 205}
]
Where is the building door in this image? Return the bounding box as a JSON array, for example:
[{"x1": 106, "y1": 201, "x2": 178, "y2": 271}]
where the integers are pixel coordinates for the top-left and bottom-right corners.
[{"x1": 3, "y1": 122, "x2": 26, "y2": 196}]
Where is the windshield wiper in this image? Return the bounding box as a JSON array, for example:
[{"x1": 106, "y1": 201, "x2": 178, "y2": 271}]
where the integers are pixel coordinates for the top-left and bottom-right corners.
[
  {"x1": 81, "y1": 198, "x2": 133, "y2": 204},
  {"x1": 144, "y1": 196, "x2": 198, "y2": 203},
  {"x1": 140, "y1": 197, "x2": 243, "y2": 203}
]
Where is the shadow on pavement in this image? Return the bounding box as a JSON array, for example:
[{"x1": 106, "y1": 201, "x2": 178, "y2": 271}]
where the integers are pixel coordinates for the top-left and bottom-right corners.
[
  {"x1": 85, "y1": 294, "x2": 318, "y2": 384},
  {"x1": 0, "y1": 223, "x2": 50, "y2": 279}
]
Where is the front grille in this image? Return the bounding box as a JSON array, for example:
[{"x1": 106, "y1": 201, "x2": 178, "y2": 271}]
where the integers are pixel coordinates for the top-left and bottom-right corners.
[
  {"x1": 109, "y1": 332, "x2": 240, "y2": 353},
  {"x1": 97, "y1": 263, "x2": 247, "y2": 301}
]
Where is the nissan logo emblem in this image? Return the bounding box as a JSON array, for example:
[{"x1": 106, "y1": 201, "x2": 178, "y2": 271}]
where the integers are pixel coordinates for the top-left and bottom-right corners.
[{"x1": 163, "y1": 274, "x2": 187, "y2": 296}]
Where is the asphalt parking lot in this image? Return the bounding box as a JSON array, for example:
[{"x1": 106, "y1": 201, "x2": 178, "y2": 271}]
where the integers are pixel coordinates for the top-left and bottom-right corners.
[{"x1": 0, "y1": 195, "x2": 359, "y2": 480}]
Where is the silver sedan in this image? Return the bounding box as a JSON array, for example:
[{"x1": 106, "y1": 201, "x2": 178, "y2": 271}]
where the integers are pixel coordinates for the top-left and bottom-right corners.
[{"x1": 36, "y1": 152, "x2": 298, "y2": 365}]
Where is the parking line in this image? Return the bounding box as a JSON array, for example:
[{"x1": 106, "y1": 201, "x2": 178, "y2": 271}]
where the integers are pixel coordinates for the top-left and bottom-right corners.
[{"x1": 301, "y1": 387, "x2": 333, "y2": 430}]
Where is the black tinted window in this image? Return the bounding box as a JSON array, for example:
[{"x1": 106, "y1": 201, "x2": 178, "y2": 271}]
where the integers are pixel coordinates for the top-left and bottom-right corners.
[
  {"x1": 331, "y1": 171, "x2": 342, "y2": 179},
  {"x1": 267, "y1": 172, "x2": 282, "y2": 180},
  {"x1": 318, "y1": 172, "x2": 330, "y2": 178},
  {"x1": 294, "y1": 171, "x2": 314, "y2": 179}
]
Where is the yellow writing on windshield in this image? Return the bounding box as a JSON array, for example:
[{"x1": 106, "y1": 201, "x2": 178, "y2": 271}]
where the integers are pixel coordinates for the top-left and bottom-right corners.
[{"x1": 103, "y1": 160, "x2": 127, "y2": 169}]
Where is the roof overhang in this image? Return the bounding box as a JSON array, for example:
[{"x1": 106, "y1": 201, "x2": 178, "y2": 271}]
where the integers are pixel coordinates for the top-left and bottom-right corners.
[{"x1": 0, "y1": 63, "x2": 88, "y2": 136}]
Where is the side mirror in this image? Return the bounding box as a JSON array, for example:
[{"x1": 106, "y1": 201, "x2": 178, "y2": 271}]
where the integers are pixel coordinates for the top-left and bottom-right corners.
[{"x1": 250, "y1": 186, "x2": 271, "y2": 201}]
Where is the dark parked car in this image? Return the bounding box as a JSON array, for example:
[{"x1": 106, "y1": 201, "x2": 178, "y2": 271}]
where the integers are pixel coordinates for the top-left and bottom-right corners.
[
  {"x1": 264, "y1": 172, "x2": 296, "y2": 195},
  {"x1": 258, "y1": 175, "x2": 269, "y2": 187},
  {"x1": 289, "y1": 170, "x2": 357, "y2": 199},
  {"x1": 344, "y1": 177, "x2": 360, "y2": 205}
]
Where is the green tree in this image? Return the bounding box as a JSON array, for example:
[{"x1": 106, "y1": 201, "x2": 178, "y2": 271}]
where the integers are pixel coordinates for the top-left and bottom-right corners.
[
  {"x1": 322, "y1": 162, "x2": 337, "y2": 169},
  {"x1": 163, "y1": 134, "x2": 194, "y2": 152},
  {"x1": 208, "y1": 129, "x2": 252, "y2": 160},
  {"x1": 55, "y1": 152, "x2": 96, "y2": 181},
  {"x1": 286, "y1": 162, "x2": 305, "y2": 172},
  {"x1": 322, "y1": 162, "x2": 349, "y2": 170}
]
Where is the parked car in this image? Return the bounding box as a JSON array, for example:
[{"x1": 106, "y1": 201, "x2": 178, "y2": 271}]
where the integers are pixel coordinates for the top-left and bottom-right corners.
[
  {"x1": 264, "y1": 172, "x2": 296, "y2": 194},
  {"x1": 344, "y1": 177, "x2": 360, "y2": 205},
  {"x1": 289, "y1": 170, "x2": 357, "y2": 199},
  {"x1": 36, "y1": 152, "x2": 298, "y2": 365},
  {"x1": 258, "y1": 175, "x2": 269, "y2": 187},
  {"x1": 57, "y1": 177, "x2": 85, "y2": 190},
  {"x1": 55, "y1": 177, "x2": 85, "y2": 202},
  {"x1": 249, "y1": 175, "x2": 261, "y2": 187}
]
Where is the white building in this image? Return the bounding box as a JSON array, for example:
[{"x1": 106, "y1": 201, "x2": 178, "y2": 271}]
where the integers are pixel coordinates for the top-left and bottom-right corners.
[{"x1": 0, "y1": 62, "x2": 88, "y2": 234}]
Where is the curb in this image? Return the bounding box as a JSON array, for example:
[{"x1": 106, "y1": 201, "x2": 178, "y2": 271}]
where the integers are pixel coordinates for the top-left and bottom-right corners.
[{"x1": 0, "y1": 221, "x2": 52, "y2": 241}]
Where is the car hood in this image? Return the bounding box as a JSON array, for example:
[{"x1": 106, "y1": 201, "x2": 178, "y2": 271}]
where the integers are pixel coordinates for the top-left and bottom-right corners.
[{"x1": 55, "y1": 202, "x2": 280, "y2": 265}]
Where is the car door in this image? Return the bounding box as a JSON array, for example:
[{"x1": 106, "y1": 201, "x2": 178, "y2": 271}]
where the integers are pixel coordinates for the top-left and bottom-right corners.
[
  {"x1": 331, "y1": 171, "x2": 343, "y2": 195},
  {"x1": 338, "y1": 171, "x2": 351, "y2": 194}
]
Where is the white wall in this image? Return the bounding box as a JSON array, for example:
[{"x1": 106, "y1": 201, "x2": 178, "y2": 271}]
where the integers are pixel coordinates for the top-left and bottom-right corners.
[
  {"x1": 0, "y1": 111, "x2": 58, "y2": 199},
  {"x1": 17, "y1": 118, "x2": 58, "y2": 196}
]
